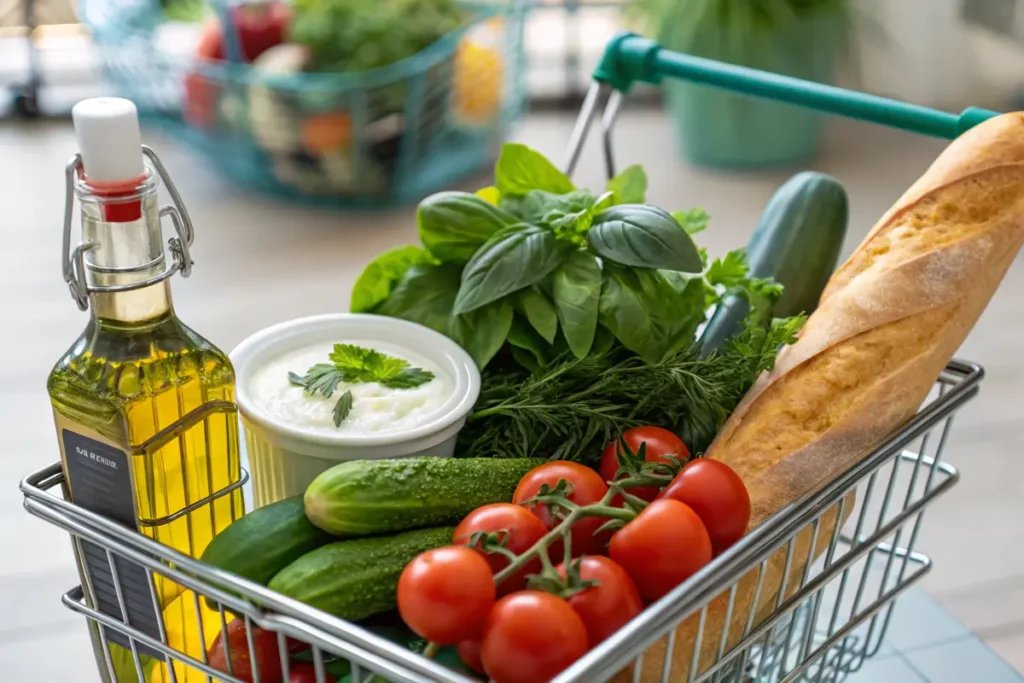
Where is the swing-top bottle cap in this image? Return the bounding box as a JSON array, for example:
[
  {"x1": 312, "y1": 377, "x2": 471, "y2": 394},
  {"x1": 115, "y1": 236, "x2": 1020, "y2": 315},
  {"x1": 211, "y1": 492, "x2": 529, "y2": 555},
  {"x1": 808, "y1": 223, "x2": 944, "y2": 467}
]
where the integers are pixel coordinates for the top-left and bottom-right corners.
[{"x1": 71, "y1": 97, "x2": 144, "y2": 184}]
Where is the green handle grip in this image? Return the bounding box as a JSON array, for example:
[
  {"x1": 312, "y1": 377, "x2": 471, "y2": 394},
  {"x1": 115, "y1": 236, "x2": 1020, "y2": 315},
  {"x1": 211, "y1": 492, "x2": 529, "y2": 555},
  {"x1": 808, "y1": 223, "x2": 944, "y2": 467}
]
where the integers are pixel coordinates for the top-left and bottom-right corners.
[{"x1": 594, "y1": 33, "x2": 999, "y2": 140}]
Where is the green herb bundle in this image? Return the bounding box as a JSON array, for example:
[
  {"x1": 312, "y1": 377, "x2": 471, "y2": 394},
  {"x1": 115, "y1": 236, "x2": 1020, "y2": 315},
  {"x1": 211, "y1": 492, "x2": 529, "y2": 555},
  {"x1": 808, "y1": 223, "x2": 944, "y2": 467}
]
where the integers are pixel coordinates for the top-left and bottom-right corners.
[
  {"x1": 349, "y1": 142, "x2": 803, "y2": 461},
  {"x1": 351, "y1": 143, "x2": 782, "y2": 370},
  {"x1": 458, "y1": 317, "x2": 802, "y2": 464}
]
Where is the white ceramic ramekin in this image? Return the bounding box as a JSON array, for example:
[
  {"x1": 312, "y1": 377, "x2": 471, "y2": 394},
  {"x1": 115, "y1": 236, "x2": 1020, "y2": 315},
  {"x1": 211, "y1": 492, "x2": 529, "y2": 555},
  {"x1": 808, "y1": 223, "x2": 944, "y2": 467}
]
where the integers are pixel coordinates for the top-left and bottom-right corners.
[{"x1": 231, "y1": 313, "x2": 480, "y2": 507}]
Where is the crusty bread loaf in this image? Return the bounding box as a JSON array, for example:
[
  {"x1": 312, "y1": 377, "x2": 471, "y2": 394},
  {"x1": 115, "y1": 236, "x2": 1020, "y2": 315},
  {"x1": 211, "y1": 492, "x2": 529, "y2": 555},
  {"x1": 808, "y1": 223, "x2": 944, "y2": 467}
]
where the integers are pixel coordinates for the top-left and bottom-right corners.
[
  {"x1": 710, "y1": 111, "x2": 1024, "y2": 527},
  {"x1": 612, "y1": 112, "x2": 1024, "y2": 683}
]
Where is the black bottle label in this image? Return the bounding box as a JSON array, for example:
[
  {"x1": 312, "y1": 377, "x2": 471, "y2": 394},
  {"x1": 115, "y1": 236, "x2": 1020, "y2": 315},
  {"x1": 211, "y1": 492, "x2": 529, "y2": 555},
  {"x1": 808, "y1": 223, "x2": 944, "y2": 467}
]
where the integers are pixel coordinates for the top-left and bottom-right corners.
[{"x1": 63, "y1": 429, "x2": 162, "y2": 659}]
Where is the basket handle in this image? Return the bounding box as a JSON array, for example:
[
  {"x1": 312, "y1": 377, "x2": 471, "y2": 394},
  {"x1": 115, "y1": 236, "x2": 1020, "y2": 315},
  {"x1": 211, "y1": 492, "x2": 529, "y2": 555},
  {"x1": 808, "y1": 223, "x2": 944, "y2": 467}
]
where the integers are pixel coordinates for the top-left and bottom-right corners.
[{"x1": 592, "y1": 33, "x2": 998, "y2": 140}]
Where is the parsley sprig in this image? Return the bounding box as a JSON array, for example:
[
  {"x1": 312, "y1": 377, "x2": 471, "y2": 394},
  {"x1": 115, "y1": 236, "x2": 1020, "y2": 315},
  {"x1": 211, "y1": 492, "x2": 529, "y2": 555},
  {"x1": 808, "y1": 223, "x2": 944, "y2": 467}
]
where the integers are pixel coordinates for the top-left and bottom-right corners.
[{"x1": 288, "y1": 344, "x2": 435, "y2": 427}]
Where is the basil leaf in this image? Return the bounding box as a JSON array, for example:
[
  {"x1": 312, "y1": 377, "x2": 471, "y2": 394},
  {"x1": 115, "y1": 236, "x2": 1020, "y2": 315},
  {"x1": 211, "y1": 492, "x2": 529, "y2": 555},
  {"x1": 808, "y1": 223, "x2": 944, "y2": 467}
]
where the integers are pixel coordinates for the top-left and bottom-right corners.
[
  {"x1": 499, "y1": 189, "x2": 595, "y2": 224},
  {"x1": 376, "y1": 263, "x2": 461, "y2": 335},
  {"x1": 509, "y1": 346, "x2": 543, "y2": 375},
  {"x1": 453, "y1": 225, "x2": 569, "y2": 315},
  {"x1": 591, "y1": 326, "x2": 616, "y2": 355},
  {"x1": 588, "y1": 205, "x2": 704, "y2": 273},
  {"x1": 552, "y1": 251, "x2": 602, "y2": 359},
  {"x1": 507, "y1": 315, "x2": 553, "y2": 371},
  {"x1": 449, "y1": 298, "x2": 514, "y2": 368},
  {"x1": 350, "y1": 245, "x2": 433, "y2": 313},
  {"x1": 475, "y1": 186, "x2": 500, "y2": 205},
  {"x1": 606, "y1": 165, "x2": 647, "y2": 204},
  {"x1": 494, "y1": 143, "x2": 574, "y2": 196},
  {"x1": 598, "y1": 265, "x2": 705, "y2": 362},
  {"x1": 671, "y1": 208, "x2": 709, "y2": 236},
  {"x1": 516, "y1": 286, "x2": 558, "y2": 343},
  {"x1": 417, "y1": 191, "x2": 517, "y2": 263}
]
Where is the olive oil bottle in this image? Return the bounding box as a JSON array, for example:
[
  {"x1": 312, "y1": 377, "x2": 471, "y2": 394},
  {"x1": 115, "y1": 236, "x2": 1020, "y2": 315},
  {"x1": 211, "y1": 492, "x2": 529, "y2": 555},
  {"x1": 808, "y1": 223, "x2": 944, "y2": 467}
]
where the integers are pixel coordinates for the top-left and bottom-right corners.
[{"x1": 48, "y1": 99, "x2": 244, "y2": 676}]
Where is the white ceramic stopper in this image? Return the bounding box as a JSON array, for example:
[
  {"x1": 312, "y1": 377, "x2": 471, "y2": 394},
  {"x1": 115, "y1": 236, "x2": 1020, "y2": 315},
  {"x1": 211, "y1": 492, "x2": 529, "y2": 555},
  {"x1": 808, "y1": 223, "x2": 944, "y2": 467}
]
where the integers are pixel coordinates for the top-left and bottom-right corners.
[{"x1": 71, "y1": 97, "x2": 144, "y2": 183}]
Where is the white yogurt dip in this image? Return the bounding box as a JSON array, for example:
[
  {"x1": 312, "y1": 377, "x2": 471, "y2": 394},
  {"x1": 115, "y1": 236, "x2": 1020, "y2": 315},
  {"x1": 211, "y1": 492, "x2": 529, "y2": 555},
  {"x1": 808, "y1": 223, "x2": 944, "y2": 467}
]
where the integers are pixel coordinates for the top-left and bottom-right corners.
[{"x1": 248, "y1": 340, "x2": 453, "y2": 437}]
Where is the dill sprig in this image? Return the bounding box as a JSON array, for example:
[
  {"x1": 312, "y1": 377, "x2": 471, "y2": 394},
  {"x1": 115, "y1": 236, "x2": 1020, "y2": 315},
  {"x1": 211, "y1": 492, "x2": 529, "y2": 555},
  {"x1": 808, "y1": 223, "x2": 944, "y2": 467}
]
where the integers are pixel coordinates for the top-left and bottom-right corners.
[{"x1": 458, "y1": 316, "x2": 804, "y2": 464}]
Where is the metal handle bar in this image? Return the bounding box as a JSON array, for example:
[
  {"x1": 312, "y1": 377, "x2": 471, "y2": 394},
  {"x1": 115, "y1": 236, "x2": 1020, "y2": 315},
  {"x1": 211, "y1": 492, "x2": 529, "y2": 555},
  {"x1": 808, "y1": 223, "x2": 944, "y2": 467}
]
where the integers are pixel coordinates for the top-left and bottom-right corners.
[{"x1": 591, "y1": 33, "x2": 1000, "y2": 140}]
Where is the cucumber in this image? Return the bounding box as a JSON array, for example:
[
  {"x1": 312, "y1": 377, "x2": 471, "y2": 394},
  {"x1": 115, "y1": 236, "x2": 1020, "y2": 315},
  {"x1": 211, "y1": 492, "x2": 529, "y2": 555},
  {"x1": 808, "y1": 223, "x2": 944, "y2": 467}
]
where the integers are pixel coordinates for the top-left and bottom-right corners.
[
  {"x1": 700, "y1": 171, "x2": 849, "y2": 354},
  {"x1": 268, "y1": 526, "x2": 455, "y2": 621},
  {"x1": 305, "y1": 457, "x2": 545, "y2": 536},
  {"x1": 200, "y1": 496, "x2": 334, "y2": 587}
]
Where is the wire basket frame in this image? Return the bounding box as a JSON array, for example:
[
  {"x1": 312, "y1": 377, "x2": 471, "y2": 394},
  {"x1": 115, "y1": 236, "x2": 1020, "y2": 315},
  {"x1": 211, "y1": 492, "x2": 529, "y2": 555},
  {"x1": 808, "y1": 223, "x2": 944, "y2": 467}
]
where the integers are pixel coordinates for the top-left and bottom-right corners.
[{"x1": 20, "y1": 360, "x2": 982, "y2": 683}]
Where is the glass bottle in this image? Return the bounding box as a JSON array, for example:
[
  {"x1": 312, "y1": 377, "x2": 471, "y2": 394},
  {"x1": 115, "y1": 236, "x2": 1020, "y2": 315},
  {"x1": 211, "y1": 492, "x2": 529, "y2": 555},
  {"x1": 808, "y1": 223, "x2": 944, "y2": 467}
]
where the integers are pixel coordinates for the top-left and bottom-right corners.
[{"x1": 47, "y1": 98, "x2": 244, "y2": 677}]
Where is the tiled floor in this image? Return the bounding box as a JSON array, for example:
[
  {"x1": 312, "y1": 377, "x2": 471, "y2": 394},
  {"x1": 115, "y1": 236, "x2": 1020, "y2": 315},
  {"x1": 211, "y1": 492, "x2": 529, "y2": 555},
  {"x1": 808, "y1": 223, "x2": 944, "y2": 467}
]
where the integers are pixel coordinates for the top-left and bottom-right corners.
[
  {"x1": 3, "y1": 105, "x2": 1024, "y2": 680},
  {"x1": 842, "y1": 592, "x2": 1023, "y2": 683}
]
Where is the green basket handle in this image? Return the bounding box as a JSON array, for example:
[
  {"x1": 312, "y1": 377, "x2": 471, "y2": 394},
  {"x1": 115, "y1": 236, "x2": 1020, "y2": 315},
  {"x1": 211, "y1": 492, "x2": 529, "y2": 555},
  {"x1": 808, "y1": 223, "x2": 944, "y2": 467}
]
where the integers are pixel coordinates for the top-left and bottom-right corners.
[{"x1": 593, "y1": 33, "x2": 999, "y2": 140}]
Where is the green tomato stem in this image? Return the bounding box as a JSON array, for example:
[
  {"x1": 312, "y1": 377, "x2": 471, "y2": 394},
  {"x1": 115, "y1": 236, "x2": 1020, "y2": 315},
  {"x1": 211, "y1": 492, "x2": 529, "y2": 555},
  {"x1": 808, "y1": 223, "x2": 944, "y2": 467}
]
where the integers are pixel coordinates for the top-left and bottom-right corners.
[
  {"x1": 577, "y1": 503, "x2": 637, "y2": 522},
  {"x1": 493, "y1": 486, "x2": 639, "y2": 587}
]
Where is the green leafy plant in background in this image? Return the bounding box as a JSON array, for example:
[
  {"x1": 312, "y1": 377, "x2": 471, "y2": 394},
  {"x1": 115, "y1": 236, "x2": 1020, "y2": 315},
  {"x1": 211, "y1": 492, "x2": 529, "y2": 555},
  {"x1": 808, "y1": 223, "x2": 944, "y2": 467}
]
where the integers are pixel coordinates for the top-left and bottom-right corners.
[
  {"x1": 289, "y1": 0, "x2": 464, "y2": 73},
  {"x1": 630, "y1": 0, "x2": 850, "y2": 59}
]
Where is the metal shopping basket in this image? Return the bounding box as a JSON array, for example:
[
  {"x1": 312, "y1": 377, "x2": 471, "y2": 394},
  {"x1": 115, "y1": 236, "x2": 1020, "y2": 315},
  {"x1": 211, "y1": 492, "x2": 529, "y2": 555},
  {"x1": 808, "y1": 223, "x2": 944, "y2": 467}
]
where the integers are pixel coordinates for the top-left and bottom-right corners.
[{"x1": 20, "y1": 33, "x2": 999, "y2": 683}]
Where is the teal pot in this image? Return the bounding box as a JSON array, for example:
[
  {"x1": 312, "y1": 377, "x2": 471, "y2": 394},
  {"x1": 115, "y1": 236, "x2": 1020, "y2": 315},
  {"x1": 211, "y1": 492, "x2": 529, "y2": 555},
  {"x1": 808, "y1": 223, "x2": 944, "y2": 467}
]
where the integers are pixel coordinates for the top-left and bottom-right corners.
[{"x1": 663, "y1": 13, "x2": 840, "y2": 168}]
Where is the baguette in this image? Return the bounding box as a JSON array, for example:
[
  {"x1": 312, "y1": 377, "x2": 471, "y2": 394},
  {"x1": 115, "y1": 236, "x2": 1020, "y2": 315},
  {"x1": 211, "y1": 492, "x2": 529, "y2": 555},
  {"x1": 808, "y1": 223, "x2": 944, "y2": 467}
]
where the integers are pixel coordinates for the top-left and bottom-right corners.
[{"x1": 612, "y1": 112, "x2": 1024, "y2": 683}]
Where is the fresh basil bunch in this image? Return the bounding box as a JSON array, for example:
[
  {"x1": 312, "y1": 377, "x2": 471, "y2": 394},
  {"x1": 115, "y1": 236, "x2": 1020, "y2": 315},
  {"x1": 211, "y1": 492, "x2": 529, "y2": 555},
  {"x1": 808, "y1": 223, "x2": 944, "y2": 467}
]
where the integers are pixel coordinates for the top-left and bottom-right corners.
[{"x1": 350, "y1": 143, "x2": 779, "y2": 369}]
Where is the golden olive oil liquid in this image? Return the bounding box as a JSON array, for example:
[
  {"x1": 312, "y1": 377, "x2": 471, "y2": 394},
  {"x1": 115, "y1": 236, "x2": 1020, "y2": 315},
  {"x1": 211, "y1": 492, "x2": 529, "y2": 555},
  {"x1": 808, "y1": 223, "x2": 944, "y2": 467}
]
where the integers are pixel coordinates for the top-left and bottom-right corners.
[{"x1": 49, "y1": 315, "x2": 243, "y2": 681}]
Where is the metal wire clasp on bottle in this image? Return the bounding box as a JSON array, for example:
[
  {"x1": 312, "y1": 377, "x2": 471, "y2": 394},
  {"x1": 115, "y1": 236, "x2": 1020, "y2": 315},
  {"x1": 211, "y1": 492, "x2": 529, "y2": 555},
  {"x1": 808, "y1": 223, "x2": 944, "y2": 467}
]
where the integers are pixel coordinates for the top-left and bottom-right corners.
[{"x1": 61, "y1": 146, "x2": 195, "y2": 311}]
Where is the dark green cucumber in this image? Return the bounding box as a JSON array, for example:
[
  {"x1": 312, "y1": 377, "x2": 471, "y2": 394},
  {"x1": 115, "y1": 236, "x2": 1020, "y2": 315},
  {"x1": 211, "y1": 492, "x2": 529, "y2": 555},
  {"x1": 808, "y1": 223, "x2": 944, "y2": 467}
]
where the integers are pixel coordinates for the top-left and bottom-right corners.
[
  {"x1": 200, "y1": 496, "x2": 334, "y2": 586},
  {"x1": 304, "y1": 457, "x2": 545, "y2": 536},
  {"x1": 268, "y1": 526, "x2": 456, "y2": 621},
  {"x1": 700, "y1": 171, "x2": 849, "y2": 354}
]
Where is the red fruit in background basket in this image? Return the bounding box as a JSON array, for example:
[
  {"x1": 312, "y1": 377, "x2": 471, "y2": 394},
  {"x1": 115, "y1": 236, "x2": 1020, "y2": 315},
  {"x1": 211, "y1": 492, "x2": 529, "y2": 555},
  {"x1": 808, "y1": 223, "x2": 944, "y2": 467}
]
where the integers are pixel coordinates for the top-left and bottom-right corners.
[
  {"x1": 658, "y1": 459, "x2": 750, "y2": 556},
  {"x1": 288, "y1": 662, "x2": 336, "y2": 683},
  {"x1": 193, "y1": 3, "x2": 291, "y2": 64},
  {"x1": 195, "y1": 18, "x2": 225, "y2": 61},
  {"x1": 453, "y1": 503, "x2": 548, "y2": 594},
  {"x1": 207, "y1": 619, "x2": 285, "y2": 683},
  {"x1": 183, "y1": 71, "x2": 220, "y2": 131},
  {"x1": 230, "y1": 2, "x2": 291, "y2": 63},
  {"x1": 183, "y1": 2, "x2": 290, "y2": 130}
]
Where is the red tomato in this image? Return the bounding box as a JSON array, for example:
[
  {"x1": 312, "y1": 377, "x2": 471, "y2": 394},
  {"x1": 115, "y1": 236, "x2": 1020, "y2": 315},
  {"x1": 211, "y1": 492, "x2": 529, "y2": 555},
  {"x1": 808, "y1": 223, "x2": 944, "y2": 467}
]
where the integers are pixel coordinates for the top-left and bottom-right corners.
[
  {"x1": 195, "y1": 18, "x2": 224, "y2": 61},
  {"x1": 288, "y1": 663, "x2": 336, "y2": 682},
  {"x1": 454, "y1": 503, "x2": 549, "y2": 594},
  {"x1": 207, "y1": 620, "x2": 284, "y2": 683},
  {"x1": 609, "y1": 499, "x2": 713, "y2": 602},
  {"x1": 193, "y1": 4, "x2": 291, "y2": 64},
  {"x1": 513, "y1": 461, "x2": 610, "y2": 556},
  {"x1": 658, "y1": 459, "x2": 750, "y2": 555},
  {"x1": 599, "y1": 427, "x2": 689, "y2": 502},
  {"x1": 480, "y1": 591, "x2": 589, "y2": 683},
  {"x1": 457, "y1": 639, "x2": 485, "y2": 674},
  {"x1": 286, "y1": 638, "x2": 310, "y2": 655},
  {"x1": 231, "y1": 2, "x2": 291, "y2": 63},
  {"x1": 183, "y1": 71, "x2": 221, "y2": 131},
  {"x1": 556, "y1": 556, "x2": 642, "y2": 647},
  {"x1": 397, "y1": 546, "x2": 496, "y2": 644}
]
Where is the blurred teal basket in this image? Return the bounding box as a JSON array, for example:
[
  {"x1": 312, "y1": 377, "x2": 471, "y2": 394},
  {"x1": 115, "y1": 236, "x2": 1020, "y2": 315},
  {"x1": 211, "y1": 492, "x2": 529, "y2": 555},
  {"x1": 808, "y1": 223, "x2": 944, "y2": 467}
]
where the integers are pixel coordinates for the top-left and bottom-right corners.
[{"x1": 79, "y1": 0, "x2": 528, "y2": 207}]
